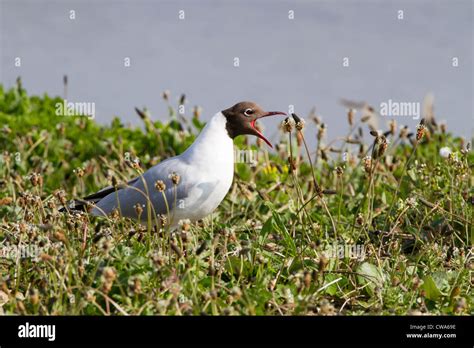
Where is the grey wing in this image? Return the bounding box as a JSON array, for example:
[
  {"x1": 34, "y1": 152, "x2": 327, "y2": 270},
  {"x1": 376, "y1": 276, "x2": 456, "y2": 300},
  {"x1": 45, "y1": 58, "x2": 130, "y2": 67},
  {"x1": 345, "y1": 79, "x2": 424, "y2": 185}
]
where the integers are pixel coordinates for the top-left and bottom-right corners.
[{"x1": 91, "y1": 158, "x2": 191, "y2": 220}]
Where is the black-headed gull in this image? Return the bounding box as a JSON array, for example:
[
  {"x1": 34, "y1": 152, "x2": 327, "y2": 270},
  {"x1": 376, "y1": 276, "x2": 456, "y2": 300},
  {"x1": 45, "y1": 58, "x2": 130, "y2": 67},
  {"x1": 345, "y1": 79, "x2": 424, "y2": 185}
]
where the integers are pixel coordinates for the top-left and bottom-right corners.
[{"x1": 68, "y1": 102, "x2": 286, "y2": 226}]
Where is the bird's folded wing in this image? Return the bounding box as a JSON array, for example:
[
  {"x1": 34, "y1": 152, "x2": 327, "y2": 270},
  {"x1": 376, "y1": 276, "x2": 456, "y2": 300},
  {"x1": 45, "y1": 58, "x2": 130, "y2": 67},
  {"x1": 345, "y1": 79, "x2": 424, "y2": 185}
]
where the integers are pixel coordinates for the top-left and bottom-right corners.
[
  {"x1": 82, "y1": 177, "x2": 140, "y2": 202},
  {"x1": 92, "y1": 157, "x2": 193, "y2": 218}
]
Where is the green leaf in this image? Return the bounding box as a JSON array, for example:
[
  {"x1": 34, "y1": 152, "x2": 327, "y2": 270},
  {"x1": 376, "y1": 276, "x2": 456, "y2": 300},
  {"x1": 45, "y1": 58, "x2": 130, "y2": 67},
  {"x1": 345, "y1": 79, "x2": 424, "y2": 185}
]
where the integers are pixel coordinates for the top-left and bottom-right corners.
[
  {"x1": 192, "y1": 117, "x2": 205, "y2": 130},
  {"x1": 260, "y1": 215, "x2": 273, "y2": 239},
  {"x1": 431, "y1": 272, "x2": 450, "y2": 294},
  {"x1": 422, "y1": 275, "x2": 442, "y2": 301},
  {"x1": 356, "y1": 262, "x2": 384, "y2": 296},
  {"x1": 324, "y1": 274, "x2": 340, "y2": 295},
  {"x1": 407, "y1": 169, "x2": 417, "y2": 182},
  {"x1": 271, "y1": 210, "x2": 296, "y2": 255},
  {"x1": 262, "y1": 202, "x2": 296, "y2": 255}
]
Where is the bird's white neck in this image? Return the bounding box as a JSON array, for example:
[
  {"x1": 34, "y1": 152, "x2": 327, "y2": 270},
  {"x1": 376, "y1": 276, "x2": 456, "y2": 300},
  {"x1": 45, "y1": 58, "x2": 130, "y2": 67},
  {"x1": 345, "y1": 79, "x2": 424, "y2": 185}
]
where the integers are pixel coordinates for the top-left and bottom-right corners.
[{"x1": 182, "y1": 112, "x2": 234, "y2": 166}]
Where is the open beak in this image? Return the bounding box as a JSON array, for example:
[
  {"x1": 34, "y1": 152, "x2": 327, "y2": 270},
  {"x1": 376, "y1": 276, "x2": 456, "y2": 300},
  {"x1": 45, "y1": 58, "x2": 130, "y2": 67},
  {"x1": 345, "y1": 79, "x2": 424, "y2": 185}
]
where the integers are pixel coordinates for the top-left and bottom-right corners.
[{"x1": 251, "y1": 111, "x2": 286, "y2": 148}]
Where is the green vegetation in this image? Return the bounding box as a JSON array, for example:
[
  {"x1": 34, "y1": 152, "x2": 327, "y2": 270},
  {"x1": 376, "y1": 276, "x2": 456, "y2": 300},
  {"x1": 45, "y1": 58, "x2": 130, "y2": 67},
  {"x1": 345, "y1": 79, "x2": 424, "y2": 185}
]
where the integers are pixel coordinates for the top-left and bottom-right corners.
[{"x1": 0, "y1": 80, "x2": 472, "y2": 315}]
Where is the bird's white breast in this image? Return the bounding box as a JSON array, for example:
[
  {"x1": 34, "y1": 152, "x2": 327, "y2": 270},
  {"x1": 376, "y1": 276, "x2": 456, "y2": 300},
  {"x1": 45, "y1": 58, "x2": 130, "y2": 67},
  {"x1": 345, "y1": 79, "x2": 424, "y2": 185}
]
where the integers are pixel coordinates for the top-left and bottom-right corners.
[{"x1": 178, "y1": 112, "x2": 235, "y2": 220}]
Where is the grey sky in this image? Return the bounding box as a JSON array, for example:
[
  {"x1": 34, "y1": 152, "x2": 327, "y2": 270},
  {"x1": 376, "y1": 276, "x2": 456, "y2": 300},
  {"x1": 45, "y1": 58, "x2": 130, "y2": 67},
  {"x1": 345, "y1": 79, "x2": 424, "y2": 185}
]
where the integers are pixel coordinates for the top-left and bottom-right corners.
[{"x1": 1, "y1": 0, "x2": 472, "y2": 146}]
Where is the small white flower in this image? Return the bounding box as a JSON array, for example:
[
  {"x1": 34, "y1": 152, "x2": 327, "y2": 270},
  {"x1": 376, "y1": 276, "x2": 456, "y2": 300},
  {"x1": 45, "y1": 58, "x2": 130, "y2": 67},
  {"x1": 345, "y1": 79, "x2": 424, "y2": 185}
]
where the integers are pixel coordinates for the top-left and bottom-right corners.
[
  {"x1": 406, "y1": 196, "x2": 417, "y2": 208},
  {"x1": 439, "y1": 147, "x2": 452, "y2": 158}
]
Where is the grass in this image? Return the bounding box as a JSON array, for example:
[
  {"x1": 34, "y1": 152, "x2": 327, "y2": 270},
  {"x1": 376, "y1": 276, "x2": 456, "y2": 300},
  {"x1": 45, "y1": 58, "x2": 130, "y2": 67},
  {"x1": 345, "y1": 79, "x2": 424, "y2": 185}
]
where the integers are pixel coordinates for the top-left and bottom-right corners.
[{"x1": 0, "y1": 80, "x2": 472, "y2": 315}]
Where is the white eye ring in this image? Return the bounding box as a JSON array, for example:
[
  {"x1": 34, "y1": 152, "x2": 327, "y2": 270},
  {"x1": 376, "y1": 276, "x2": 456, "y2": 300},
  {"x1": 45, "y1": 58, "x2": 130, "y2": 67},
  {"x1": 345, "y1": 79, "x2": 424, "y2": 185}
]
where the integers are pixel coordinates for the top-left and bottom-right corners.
[{"x1": 244, "y1": 108, "x2": 253, "y2": 117}]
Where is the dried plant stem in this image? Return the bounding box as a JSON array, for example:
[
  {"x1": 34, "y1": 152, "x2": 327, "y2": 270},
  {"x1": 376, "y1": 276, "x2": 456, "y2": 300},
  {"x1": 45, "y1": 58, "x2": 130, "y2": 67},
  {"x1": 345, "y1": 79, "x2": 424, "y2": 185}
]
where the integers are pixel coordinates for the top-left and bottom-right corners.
[
  {"x1": 337, "y1": 175, "x2": 344, "y2": 228},
  {"x1": 287, "y1": 132, "x2": 308, "y2": 217},
  {"x1": 297, "y1": 129, "x2": 337, "y2": 236},
  {"x1": 384, "y1": 142, "x2": 419, "y2": 229},
  {"x1": 366, "y1": 156, "x2": 381, "y2": 229},
  {"x1": 299, "y1": 130, "x2": 321, "y2": 193}
]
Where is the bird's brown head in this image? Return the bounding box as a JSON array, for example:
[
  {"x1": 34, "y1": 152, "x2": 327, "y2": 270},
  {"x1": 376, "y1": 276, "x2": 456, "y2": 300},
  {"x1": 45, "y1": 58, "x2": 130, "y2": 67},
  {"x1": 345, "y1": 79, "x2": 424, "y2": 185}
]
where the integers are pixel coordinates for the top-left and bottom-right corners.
[{"x1": 222, "y1": 101, "x2": 286, "y2": 147}]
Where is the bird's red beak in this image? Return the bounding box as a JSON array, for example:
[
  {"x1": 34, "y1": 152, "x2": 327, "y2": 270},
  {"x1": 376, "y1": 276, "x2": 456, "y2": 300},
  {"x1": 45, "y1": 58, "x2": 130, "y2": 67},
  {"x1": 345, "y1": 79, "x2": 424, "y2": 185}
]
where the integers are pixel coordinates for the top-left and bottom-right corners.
[{"x1": 251, "y1": 111, "x2": 286, "y2": 148}]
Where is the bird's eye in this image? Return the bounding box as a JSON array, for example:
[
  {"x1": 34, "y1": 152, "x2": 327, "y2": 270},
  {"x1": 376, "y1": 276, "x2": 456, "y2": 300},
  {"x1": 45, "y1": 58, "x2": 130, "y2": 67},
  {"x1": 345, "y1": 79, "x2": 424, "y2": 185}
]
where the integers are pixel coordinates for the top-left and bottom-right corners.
[{"x1": 244, "y1": 108, "x2": 254, "y2": 117}]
